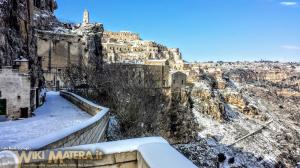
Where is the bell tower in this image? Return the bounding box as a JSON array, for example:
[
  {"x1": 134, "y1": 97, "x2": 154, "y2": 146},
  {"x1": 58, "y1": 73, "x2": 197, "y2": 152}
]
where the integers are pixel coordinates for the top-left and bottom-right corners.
[{"x1": 83, "y1": 9, "x2": 90, "y2": 25}]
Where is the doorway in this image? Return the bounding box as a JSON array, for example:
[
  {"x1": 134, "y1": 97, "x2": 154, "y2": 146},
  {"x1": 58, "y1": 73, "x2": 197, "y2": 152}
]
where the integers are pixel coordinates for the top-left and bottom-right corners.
[
  {"x1": 36, "y1": 89, "x2": 39, "y2": 108},
  {"x1": 20, "y1": 108, "x2": 29, "y2": 118},
  {"x1": 56, "y1": 80, "x2": 60, "y2": 91},
  {"x1": 0, "y1": 99, "x2": 7, "y2": 115}
]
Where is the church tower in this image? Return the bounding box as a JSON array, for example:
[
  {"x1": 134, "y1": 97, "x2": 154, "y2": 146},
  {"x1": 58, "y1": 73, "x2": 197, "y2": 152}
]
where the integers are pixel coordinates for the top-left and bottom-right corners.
[{"x1": 83, "y1": 9, "x2": 90, "y2": 25}]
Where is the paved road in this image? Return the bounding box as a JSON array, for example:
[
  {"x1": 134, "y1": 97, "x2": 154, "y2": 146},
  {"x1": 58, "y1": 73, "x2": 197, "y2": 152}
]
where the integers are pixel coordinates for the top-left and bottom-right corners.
[
  {"x1": 0, "y1": 115, "x2": 7, "y2": 122},
  {"x1": 0, "y1": 92, "x2": 91, "y2": 149}
]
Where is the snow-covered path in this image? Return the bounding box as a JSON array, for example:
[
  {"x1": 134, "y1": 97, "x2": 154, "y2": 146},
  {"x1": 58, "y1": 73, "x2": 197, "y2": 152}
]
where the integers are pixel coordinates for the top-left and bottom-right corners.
[{"x1": 0, "y1": 92, "x2": 91, "y2": 149}]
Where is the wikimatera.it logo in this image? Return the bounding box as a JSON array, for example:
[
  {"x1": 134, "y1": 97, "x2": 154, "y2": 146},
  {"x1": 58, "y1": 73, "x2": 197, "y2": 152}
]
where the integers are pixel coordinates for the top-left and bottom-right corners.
[{"x1": 0, "y1": 149, "x2": 104, "y2": 167}]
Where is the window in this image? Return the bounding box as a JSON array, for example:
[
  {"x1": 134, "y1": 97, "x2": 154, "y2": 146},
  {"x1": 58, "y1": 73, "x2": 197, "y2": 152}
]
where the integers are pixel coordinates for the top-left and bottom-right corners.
[
  {"x1": 17, "y1": 96, "x2": 21, "y2": 100},
  {"x1": 182, "y1": 80, "x2": 184, "y2": 85},
  {"x1": 0, "y1": 91, "x2": 1, "y2": 97}
]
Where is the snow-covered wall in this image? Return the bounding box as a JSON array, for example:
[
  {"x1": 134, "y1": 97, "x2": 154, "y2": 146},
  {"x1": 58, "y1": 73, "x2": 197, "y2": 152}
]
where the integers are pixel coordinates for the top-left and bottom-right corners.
[
  {"x1": 19, "y1": 137, "x2": 197, "y2": 168},
  {"x1": 14, "y1": 91, "x2": 110, "y2": 150}
]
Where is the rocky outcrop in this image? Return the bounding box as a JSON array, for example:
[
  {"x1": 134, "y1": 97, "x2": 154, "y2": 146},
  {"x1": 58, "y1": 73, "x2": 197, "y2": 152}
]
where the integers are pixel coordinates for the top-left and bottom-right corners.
[
  {"x1": 224, "y1": 69, "x2": 257, "y2": 83},
  {"x1": 0, "y1": 0, "x2": 58, "y2": 87},
  {"x1": 191, "y1": 82, "x2": 227, "y2": 122},
  {"x1": 223, "y1": 92, "x2": 246, "y2": 110},
  {"x1": 191, "y1": 75, "x2": 265, "y2": 122},
  {"x1": 159, "y1": 90, "x2": 200, "y2": 144}
]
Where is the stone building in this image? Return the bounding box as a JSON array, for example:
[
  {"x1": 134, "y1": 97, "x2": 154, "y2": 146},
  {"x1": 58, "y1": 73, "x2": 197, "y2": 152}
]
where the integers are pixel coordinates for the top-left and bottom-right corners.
[
  {"x1": 144, "y1": 59, "x2": 169, "y2": 66},
  {"x1": 37, "y1": 12, "x2": 104, "y2": 90},
  {"x1": 0, "y1": 65, "x2": 34, "y2": 119},
  {"x1": 170, "y1": 71, "x2": 187, "y2": 90},
  {"x1": 103, "y1": 31, "x2": 141, "y2": 42},
  {"x1": 36, "y1": 9, "x2": 187, "y2": 92},
  {"x1": 102, "y1": 30, "x2": 184, "y2": 69},
  {"x1": 37, "y1": 30, "x2": 84, "y2": 90}
]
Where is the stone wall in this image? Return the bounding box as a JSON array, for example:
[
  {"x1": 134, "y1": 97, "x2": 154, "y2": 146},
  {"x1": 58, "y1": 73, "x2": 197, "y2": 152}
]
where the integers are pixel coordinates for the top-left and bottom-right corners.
[
  {"x1": 0, "y1": 67, "x2": 31, "y2": 119},
  {"x1": 105, "y1": 64, "x2": 171, "y2": 89},
  {"x1": 37, "y1": 31, "x2": 84, "y2": 89},
  {"x1": 37, "y1": 23, "x2": 104, "y2": 90},
  {"x1": 170, "y1": 71, "x2": 187, "y2": 90},
  {"x1": 103, "y1": 31, "x2": 141, "y2": 42}
]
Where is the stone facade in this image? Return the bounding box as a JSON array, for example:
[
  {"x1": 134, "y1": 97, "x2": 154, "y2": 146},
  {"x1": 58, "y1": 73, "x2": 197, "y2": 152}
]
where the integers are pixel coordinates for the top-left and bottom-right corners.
[
  {"x1": 170, "y1": 71, "x2": 187, "y2": 90},
  {"x1": 0, "y1": 67, "x2": 31, "y2": 119},
  {"x1": 37, "y1": 23, "x2": 104, "y2": 90},
  {"x1": 105, "y1": 64, "x2": 171, "y2": 89},
  {"x1": 103, "y1": 31, "x2": 141, "y2": 42},
  {"x1": 37, "y1": 31, "x2": 84, "y2": 89}
]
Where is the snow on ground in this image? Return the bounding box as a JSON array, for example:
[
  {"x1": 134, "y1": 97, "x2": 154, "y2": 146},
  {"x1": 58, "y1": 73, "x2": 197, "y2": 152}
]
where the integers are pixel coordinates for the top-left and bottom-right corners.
[
  {"x1": 0, "y1": 92, "x2": 91, "y2": 149},
  {"x1": 192, "y1": 106, "x2": 280, "y2": 164}
]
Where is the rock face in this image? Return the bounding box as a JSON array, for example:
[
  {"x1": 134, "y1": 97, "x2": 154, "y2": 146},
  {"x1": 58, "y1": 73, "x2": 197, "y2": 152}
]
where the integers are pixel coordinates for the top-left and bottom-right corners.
[
  {"x1": 185, "y1": 62, "x2": 300, "y2": 167},
  {"x1": 191, "y1": 82, "x2": 227, "y2": 122},
  {"x1": 224, "y1": 92, "x2": 246, "y2": 110},
  {"x1": 0, "y1": 0, "x2": 57, "y2": 87},
  {"x1": 224, "y1": 69, "x2": 257, "y2": 83},
  {"x1": 36, "y1": 23, "x2": 105, "y2": 89}
]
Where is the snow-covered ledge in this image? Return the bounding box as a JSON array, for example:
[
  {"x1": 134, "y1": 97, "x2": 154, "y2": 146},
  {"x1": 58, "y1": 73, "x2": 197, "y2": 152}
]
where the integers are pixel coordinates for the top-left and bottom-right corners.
[
  {"x1": 13, "y1": 91, "x2": 110, "y2": 150},
  {"x1": 20, "y1": 137, "x2": 197, "y2": 168}
]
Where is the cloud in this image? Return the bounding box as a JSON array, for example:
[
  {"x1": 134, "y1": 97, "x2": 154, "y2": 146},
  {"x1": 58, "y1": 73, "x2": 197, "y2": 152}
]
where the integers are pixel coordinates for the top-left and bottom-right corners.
[
  {"x1": 280, "y1": 1, "x2": 298, "y2": 6},
  {"x1": 281, "y1": 45, "x2": 300, "y2": 50}
]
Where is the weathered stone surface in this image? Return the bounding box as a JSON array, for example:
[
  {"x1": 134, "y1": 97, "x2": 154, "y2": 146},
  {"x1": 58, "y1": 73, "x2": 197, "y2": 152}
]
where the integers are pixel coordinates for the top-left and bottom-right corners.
[
  {"x1": 0, "y1": 0, "x2": 59, "y2": 89},
  {"x1": 223, "y1": 92, "x2": 246, "y2": 110},
  {"x1": 0, "y1": 67, "x2": 31, "y2": 119}
]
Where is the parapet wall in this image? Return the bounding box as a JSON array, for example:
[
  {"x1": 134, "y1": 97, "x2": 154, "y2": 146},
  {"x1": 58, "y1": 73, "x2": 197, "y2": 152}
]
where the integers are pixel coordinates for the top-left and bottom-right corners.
[
  {"x1": 20, "y1": 137, "x2": 197, "y2": 168},
  {"x1": 60, "y1": 91, "x2": 100, "y2": 116},
  {"x1": 14, "y1": 91, "x2": 110, "y2": 150}
]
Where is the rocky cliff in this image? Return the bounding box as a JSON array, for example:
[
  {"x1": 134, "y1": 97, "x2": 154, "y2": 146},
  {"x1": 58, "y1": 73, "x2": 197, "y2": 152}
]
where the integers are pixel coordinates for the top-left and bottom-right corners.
[
  {"x1": 0, "y1": 0, "x2": 58, "y2": 87},
  {"x1": 182, "y1": 65, "x2": 300, "y2": 167}
]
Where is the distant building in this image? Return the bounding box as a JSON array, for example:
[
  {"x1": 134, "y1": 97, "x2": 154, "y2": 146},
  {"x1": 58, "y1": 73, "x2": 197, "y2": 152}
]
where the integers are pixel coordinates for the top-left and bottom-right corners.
[
  {"x1": 145, "y1": 59, "x2": 169, "y2": 66},
  {"x1": 83, "y1": 9, "x2": 90, "y2": 25},
  {"x1": 170, "y1": 71, "x2": 187, "y2": 90}
]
